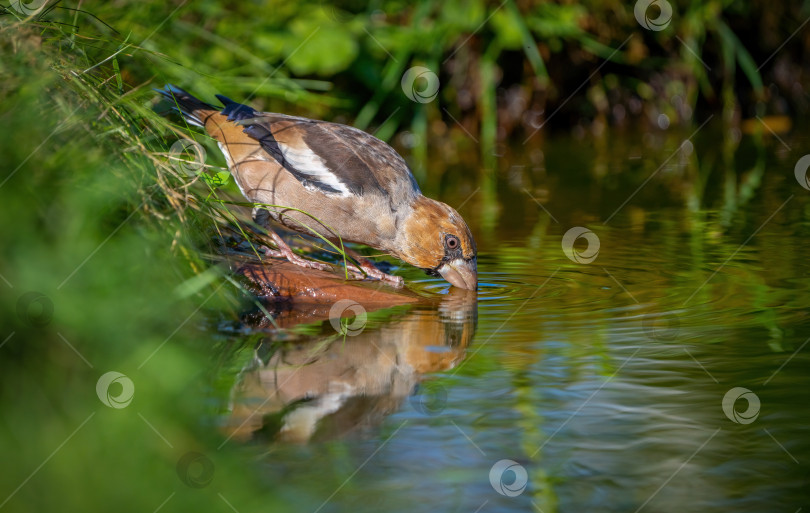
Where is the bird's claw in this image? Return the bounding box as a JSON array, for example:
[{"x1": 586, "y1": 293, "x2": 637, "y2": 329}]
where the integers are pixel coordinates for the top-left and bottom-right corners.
[
  {"x1": 259, "y1": 232, "x2": 403, "y2": 287},
  {"x1": 343, "y1": 258, "x2": 404, "y2": 287}
]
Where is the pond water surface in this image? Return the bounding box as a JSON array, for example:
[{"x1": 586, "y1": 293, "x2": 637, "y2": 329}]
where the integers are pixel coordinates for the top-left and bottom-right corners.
[{"x1": 211, "y1": 125, "x2": 810, "y2": 513}]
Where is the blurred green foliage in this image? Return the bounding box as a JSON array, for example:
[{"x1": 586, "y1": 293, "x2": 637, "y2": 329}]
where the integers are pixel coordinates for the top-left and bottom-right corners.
[{"x1": 6, "y1": 0, "x2": 804, "y2": 175}]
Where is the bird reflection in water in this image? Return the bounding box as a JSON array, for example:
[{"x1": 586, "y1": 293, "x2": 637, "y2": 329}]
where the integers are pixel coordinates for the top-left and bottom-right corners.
[{"x1": 222, "y1": 288, "x2": 477, "y2": 443}]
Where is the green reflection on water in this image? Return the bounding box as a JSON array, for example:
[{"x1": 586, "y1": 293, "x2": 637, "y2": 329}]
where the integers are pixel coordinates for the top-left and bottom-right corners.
[{"x1": 209, "y1": 125, "x2": 810, "y2": 512}]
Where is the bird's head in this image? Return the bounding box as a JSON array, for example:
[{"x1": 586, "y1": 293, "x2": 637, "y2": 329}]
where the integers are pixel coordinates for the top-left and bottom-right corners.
[{"x1": 394, "y1": 196, "x2": 477, "y2": 290}]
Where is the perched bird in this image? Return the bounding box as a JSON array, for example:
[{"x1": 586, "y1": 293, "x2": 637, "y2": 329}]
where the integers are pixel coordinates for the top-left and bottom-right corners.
[{"x1": 157, "y1": 86, "x2": 477, "y2": 290}]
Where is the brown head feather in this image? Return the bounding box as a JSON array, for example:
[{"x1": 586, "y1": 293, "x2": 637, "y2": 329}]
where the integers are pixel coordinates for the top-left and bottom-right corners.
[{"x1": 393, "y1": 196, "x2": 476, "y2": 270}]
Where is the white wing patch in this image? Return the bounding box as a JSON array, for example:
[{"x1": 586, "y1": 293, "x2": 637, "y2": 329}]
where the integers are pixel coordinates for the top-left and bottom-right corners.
[
  {"x1": 277, "y1": 142, "x2": 351, "y2": 196},
  {"x1": 217, "y1": 142, "x2": 250, "y2": 198}
]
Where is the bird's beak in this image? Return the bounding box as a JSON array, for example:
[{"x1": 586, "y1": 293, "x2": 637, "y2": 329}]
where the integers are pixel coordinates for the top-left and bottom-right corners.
[{"x1": 437, "y1": 258, "x2": 478, "y2": 290}]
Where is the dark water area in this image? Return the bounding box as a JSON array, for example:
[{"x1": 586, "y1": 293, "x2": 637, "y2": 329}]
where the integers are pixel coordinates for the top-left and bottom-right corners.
[{"x1": 211, "y1": 123, "x2": 810, "y2": 512}]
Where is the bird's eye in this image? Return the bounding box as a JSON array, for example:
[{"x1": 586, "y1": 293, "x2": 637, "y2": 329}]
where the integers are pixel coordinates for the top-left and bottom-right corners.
[{"x1": 445, "y1": 235, "x2": 460, "y2": 249}]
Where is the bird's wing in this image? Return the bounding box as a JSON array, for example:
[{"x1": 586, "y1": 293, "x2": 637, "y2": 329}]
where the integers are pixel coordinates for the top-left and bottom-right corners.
[{"x1": 216, "y1": 96, "x2": 420, "y2": 203}]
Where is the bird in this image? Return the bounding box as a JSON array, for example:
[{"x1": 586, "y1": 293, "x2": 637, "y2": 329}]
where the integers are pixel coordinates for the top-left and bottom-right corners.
[{"x1": 157, "y1": 85, "x2": 477, "y2": 290}]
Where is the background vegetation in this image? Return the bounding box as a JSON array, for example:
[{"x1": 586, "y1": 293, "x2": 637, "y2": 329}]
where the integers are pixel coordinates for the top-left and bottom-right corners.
[{"x1": 1, "y1": 1, "x2": 808, "y2": 512}]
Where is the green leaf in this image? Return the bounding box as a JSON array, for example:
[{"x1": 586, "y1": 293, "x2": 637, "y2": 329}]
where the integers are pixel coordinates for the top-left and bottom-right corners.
[
  {"x1": 287, "y1": 21, "x2": 358, "y2": 76},
  {"x1": 438, "y1": 0, "x2": 485, "y2": 31},
  {"x1": 491, "y1": 9, "x2": 523, "y2": 49},
  {"x1": 715, "y1": 18, "x2": 763, "y2": 92},
  {"x1": 526, "y1": 3, "x2": 587, "y2": 39},
  {"x1": 505, "y1": 0, "x2": 548, "y2": 78}
]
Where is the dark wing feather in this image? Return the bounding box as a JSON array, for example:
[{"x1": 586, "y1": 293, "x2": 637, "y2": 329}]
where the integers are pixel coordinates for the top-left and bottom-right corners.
[
  {"x1": 216, "y1": 97, "x2": 420, "y2": 201},
  {"x1": 242, "y1": 122, "x2": 347, "y2": 196}
]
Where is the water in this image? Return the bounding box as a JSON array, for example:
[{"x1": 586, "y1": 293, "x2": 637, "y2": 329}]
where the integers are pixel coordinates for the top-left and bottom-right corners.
[{"x1": 210, "y1": 126, "x2": 810, "y2": 512}]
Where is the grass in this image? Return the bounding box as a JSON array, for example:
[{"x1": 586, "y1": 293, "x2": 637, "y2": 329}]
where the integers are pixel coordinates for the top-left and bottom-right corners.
[
  {"x1": 0, "y1": 6, "x2": 378, "y2": 509},
  {"x1": 0, "y1": 20, "x2": 276, "y2": 513}
]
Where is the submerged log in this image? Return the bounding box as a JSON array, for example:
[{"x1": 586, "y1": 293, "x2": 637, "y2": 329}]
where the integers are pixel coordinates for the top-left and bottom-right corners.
[
  {"x1": 236, "y1": 260, "x2": 422, "y2": 305},
  {"x1": 219, "y1": 221, "x2": 422, "y2": 308},
  {"x1": 215, "y1": 224, "x2": 425, "y2": 328}
]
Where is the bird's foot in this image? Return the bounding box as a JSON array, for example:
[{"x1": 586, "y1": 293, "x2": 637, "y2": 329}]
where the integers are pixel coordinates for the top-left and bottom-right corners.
[
  {"x1": 258, "y1": 230, "x2": 402, "y2": 286},
  {"x1": 259, "y1": 230, "x2": 333, "y2": 272},
  {"x1": 261, "y1": 245, "x2": 333, "y2": 272},
  {"x1": 343, "y1": 257, "x2": 404, "y2": 287}
]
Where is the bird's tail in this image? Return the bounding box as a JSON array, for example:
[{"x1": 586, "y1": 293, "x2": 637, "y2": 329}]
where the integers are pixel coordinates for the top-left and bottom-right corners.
[{"x1": 155, "y1": 84, "x2": 219, "y2": 128}]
